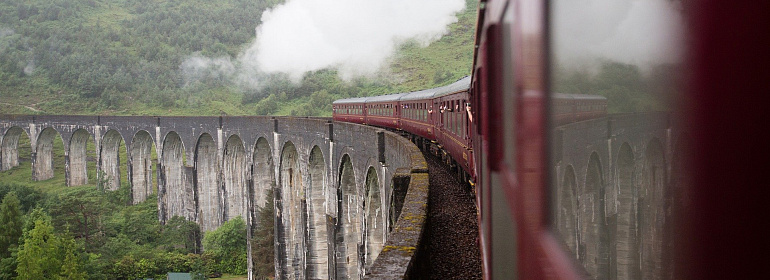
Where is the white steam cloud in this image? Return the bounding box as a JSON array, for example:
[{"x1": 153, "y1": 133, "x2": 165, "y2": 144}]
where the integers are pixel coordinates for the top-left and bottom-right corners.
[
  {"x1": 180, "y1": 54, "x2": 236, "y2": 86},
  {"x1": 180, "y1": 0, "x2": 466, "y2": 88},
  {"x1": 241, "y1": 0, "x2": 465, "y2": 80},
  {"x1": 552, "y1": 0, "x2": 685, "y2": 72}
]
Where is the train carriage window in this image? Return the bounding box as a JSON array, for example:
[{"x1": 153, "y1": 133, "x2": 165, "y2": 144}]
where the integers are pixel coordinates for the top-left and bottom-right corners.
[
  {"x1": 451, "y1": 100, "x2": 456, "y2": 136},
  {"x1": 549, "y1": 0, "x2": 685, "y2": 278},
  {"x1": 455, "y1": 100, "x2": 460, "y2": 136},
  {"x1": 448, "y1": 100, "x2": 452, "y2": 133},
  {"x1": 443, "y1": 101, "x2": 447, "y2": 128},
  {"x1": 422, "y1": 103, "x2": 425, "y2": 121}
]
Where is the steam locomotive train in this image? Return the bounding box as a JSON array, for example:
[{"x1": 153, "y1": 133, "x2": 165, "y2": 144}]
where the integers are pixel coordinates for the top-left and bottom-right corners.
[{"x1": 334, "y1": 0, "x2": 768, "y2": 279}]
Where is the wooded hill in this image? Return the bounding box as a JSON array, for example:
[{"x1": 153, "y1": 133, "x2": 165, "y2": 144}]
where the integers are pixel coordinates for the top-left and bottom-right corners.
[{"x1": 0, "y1": 0, "x2": 478, "y2": 117}]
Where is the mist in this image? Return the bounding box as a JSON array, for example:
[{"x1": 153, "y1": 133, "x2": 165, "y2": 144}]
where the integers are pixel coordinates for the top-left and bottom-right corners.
[
  {"x1": 180, "y1": 0, "x2": 465, "y2": 89},
  {"x1": 552, "y1": 0, "x2": 685, "y2": 73},
  {"x1": 242, "y1": 0, "x2": 465, "y2": 80}
]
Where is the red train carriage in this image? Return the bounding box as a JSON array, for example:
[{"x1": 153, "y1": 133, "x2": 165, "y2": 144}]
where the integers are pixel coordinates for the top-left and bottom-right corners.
[
  {"x1": 397, "y1": 88, "x2": 439, "y2": 141},
  {"x1": 332, "y1": 97, "x2": 367, "y2": 124},
  {"x1": 432, "y1": 76, "x2": 474, "y2": 175},
  {"x1": 551, "y1": 93, "x2": 608, "y2": 126},
  {"x1": 365, "y1": 93, "x2": 405, "y2": 128}
]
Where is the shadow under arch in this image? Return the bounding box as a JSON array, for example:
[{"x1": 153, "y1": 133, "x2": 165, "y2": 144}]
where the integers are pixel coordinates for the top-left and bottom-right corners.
[
  {"x1": 130, "y1": 130, "x2": 157, "y2": 204},
  {"x1": 307, "y1": 145, "x2": 329, "y2": 279},
  {"x1": 195, "y1": 133, "x2": 220, "y2": 232}
]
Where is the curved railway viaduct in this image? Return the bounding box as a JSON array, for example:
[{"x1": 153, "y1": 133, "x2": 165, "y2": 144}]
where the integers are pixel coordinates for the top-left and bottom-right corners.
[{"x1": 0, "y1": 112, "x2": 678, "y2": 279}]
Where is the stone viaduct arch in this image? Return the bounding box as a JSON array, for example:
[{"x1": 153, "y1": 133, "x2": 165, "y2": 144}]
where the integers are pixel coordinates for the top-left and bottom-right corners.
[
  {"x1": 615, "y1": 142, "x2": 638, "y2": 279},
  {"x1": 556, "y1": 164, "x2": 578, "y2": 258},
  {"x1": 33, "y1": 127, "x2": 61, "y2": 181},
  {"x1": 551, "y1": 113, "x2": 678, "y2": 280},
  {"x1": 336, "y1": 153, "x2": 360, "y2": 279},
  {"x1": 68, "y1": 129, "x2": 92, "y2": 186},
  {"x1": 130, "y1": 130, "x2": 156, "y2": 203},
  {"x1": 1, "y1": 126, "x2": 28, "y2": 171},
  {"x1": 223, "y1": 135, "x2": 249, "y2": 222},
  {"x1": 251, "y1": 137, "x2": 274, "y2": 221},
  {"x1": 100, "y1": 129, "x2": 125, "y2": 190},
  {"x1": 364, "y1": 166, "x2": 383, "y2": 270},
  {"x1": 160, "y1": 131, "x2": 195, "y2": 222},
  {"x1": 307, "y1": 145, "x2": 328, "y2": 279},
  {"x1": 195, "y1": 133, "x2": 220, "y2": 232}
]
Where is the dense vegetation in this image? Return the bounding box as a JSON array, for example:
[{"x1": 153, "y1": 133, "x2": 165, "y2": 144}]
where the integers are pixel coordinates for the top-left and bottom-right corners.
[
  {"x1": 0, "y1": 135, "x2": 272, "y2": 279},
  {"x1": 0, "y1": 0, "x2": 478, "y2": 116},
  {"x1": 0, "y1": 181, "x2": 270, "y2": 280}
]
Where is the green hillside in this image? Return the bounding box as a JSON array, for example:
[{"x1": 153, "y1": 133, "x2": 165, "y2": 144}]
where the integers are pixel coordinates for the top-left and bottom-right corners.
[{"x1": 0, "y1": 0, "x2": 477, "y2": 117}]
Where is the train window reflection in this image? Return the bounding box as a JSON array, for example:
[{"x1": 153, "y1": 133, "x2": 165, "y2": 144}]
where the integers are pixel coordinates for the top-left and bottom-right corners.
[{"x1": 549, "y1": 0, "x2": 684, "y2": 278}]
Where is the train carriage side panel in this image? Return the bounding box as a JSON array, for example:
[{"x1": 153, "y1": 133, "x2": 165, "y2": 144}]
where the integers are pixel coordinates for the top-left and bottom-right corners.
[
  {"x1": 332, "y1": 97, "x2": 368, "y2": 124},
  {"x1": 433, "y1": 77, "x2": 473, "y2": 175},
  {"x1": 366, "y1": 93, "x2": 407, "y2": 129},
  {"x1": 399, "y1": 88, "x2": 440, "y2": 140}
]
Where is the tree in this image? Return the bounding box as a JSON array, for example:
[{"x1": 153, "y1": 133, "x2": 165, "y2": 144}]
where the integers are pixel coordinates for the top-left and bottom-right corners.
[
  {"x1": 15, "y1": 215, "x2": 85, "y2": 280},
  {"x1": 203, "y1": 216, "x2": 247, "y2": 274},
  {"x1": 46, "y1": 188, "x2": 108, "y2": 250},
  {"x1": 0, "y1": 192, "x2": 23, "y2": 280},
  {"x1": 251, "y1": 189, "x2": 275, "y2": 278},
  {"x1": 161, "y1": 216, "x2": 201, "y2": 254},
  {"x1": 0, "y1": 192, "x2": 23, "y2": 259}
]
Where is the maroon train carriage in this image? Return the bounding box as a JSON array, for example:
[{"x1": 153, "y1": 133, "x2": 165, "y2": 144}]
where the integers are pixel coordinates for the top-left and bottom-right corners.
[
  {"x1": 365, "y1": 92, "x2": 406, "y2": 128},
  {"x1": 551, "y1": 93, "x2": 608, "y2": 126},
  {"x1": 397, "y1": 87, "x2": 440, "y2": 141},
  {"x1": 332, "y1": 97, "x2": 368, "y2": 124},
  {"x1": 431, "y1": 76, "x2": 474, "y2": 175}
]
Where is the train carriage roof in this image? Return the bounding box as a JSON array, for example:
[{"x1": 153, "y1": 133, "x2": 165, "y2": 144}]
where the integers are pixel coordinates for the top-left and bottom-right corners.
[
  {"x1": 399, "y1": 76, "x2": 471, "y2": 101},
  {"x1": 332, "y1": 97, "x2": 369, "y2": 105},
  {"x1": 366, "y1": 92, "x2": 408, "y2": 103},
  {"x1": 433, "y1": 76, "x2": 472, "y2": 98}
]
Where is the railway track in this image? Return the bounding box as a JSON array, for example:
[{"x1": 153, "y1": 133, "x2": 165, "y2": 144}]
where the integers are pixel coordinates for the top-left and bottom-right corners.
[{"x1": 423, "y1": 150, "x2": 482, "y2": 279}]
